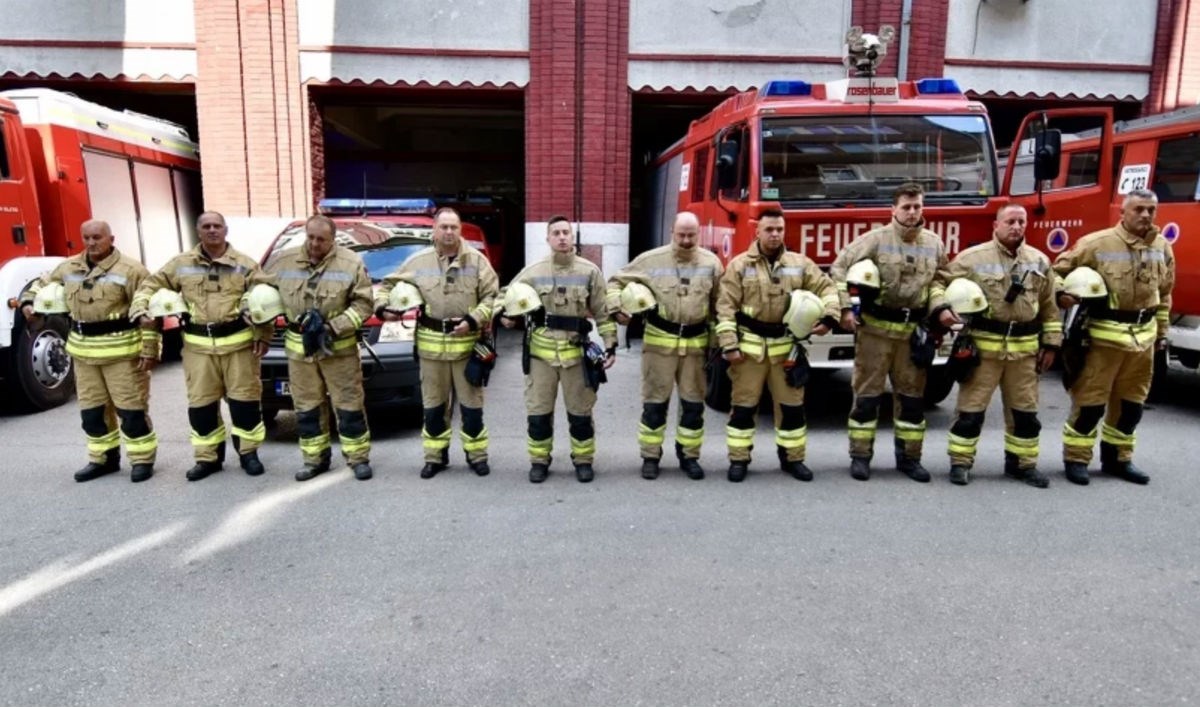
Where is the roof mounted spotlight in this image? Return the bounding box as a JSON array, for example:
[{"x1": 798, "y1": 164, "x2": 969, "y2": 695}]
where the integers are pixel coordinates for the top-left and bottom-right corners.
[{"x1": 844, "y1": 25, "x2": 896, "y2": 78}]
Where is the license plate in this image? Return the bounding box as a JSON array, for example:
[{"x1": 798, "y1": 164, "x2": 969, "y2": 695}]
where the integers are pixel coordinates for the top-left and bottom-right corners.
[
  {"x1": 275, "y1": 380, "x2": 291, "y2": 397},
  {"x1": 378, "y1": 321, "x2": 415, "y2": 343}
]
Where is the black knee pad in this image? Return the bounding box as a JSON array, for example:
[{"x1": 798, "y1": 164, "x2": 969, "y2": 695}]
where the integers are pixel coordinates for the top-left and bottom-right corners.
[
  {"x1": 567, "y1": 413, "x2": 594, "y2": 440},
  {"x1": 187, "y1": 402, "x2": 221, "y2": 435},
  {"x1": 850, "y1": 395, "x2": 883, "y2": 424},
  {"x1": 779, "y1": 403, "x2": 806, "y2": 430},
  {"x1": 527, "y1": 413, "x2": 552, "y2": 440},
  {"x1": 80, "y1": 405, "x2": 109, "y2": 437},
  {"x1": 1116, "y1": 399, "x2": 1143, "y2": 434},
  {"x1": 1072, "y1": 404, "x2": 1105, "y2": 434},
  {"x1": 423, "y1": 405, "x2": 448, "y2": 436},
  {"x1": 459, "y1": 405, "x2": 484, "y2": 437},
  {"x1": 227, "y1": 398, "x2": 262, "y2": 431},
  {"x1": 641, "y1": 401, "x2": 668, "y2": 429},
  {"x1": 950, "y1": 410, "x2": 985, "y2": 438},
  {"x1": 897, "y1": 395, "x2": 925, "y2": 425},
  {"x1": 1011, "y1": 409, "x2": 1041, "y2": 438},
  {"x1": 729, "y1": 405, "x2": 756, "y2": 430},
  {"x1": 115, "y1": 408, "x2": 151, "y2": 438},
  {"x1": 679, "y1": 399, "x2": 704, "y2": 429},
  {"x1": 296, "y1": 407, "x2": 323, "y2": 439},
  {"x1": 335, "y1": 408, "x2": 368, "y2": 438}
]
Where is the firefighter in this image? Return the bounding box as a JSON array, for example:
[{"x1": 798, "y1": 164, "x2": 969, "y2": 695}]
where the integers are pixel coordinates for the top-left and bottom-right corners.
[
  {"x1": 929, "y1": 203, "x2": 1062, "y2": 488},
  {"x1": 605, "y1": 211, "x2": 724, "y2": 480},
  {"x1": 1053, "y1": 189, "x2": 1174, "y2": 486},
  {"x1": 19, "y1": 220, "x2": 160, "y2": 482},
  {"x1": 376, "y1": 207, "x2": 499, "y2": 479},
  {"x1": 267, "y1": 215, "x2": 375, "y2": 482},
  {"x1": 714, "y1": 207, "x2": 840, "y2": 483},
  {"x1": 500, "y1": 215, "x2": 618, "y2": 483},
  {"x1": 131, "y1": 211, "x2": 274, "y2": 481},
  {"x1": 830, "y1": 182, "x2": 951, "y2": 482}
]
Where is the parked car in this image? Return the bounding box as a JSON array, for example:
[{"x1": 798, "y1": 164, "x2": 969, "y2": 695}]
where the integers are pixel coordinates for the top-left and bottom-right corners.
[{"x1": 258, "y1": 208, "x2": 492, "y2": 421}]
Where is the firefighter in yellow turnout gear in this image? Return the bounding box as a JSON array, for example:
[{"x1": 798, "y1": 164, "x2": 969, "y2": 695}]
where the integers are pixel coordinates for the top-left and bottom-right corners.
[
  {"x1": 267, "y1": 215, "x2": 375, "y2": 482},
  {"x1": 929, "y1": 203, "x2": 1062, "y2": 487},
  {"x1": 20, "y1": 220, "x2": 160, "y2": 482},
  {"x1": 830, "y1": 183, "x2": 951, "y2": 483},
  {"x1": 606, "y1": 211, "x2": 723, "y2": 480},
  {"x1": 131, "y1": 211, "x2": 274, "y2": 481},
  {"x1": 501, "y1": 215, "x2": 619, "y2": 484},
  {"x1": 377, "y1": 208, "x2": 499, "y2": 478},
  {"x1": 714, "y1": 208, "x2": 840, "y2": 483},
  {"x1": 1053, "y1": 189, "x2": 1174, "y2": 486}
]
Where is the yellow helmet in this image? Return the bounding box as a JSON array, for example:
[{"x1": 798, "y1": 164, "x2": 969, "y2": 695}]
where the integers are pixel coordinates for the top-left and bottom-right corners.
[
  {"x1": 147, "y1": 288, "x2": 188, "y2": 318},
  {"x1": 846, "y1": 259, "x2": 881, "y2": 291},
  {"x1": 502, "y1": 282, "x2": 542, "y2": 316},
  {"x1": 784, "y1": 289, "x2": 826, "y2": 338},
  {"x1": 619, "y1": 282, "x2": 656, "y2": 315},
  {"x1": 242, "y1": 284, "x2": 284, "y2": 325},
  {"x1": 32, "y1": 282, "x2": 69, "y2": 314},
  {"x1": 1062, "y1": 266, "x2": 1108, "y2": 299},
  {"x1": 944, "y1": 278, "x2": 988, "y2": 315},
  {"x1": 387, "y1": 282, "x2": 424, "y2": 312}
]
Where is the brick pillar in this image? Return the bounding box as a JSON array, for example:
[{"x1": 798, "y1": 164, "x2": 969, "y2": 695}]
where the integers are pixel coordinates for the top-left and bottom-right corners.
[
  {"x1": 195, "y1": 0, "x2": 309, "y2": 221},
  {"x1": 525, "y1": 0, "x2": 630, "y2": 275},
  {"x1": 851, "y1": 0, "x2": 904, "y2": 78},
  {"x1": 905, "y1": 0, "x2": 949, "y2": 80},
  {"x1": 1148, "y1": 0, "x2": 1200, "y2": 113}
]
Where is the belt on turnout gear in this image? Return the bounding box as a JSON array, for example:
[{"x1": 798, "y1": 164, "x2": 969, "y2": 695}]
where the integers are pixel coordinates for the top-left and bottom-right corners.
[
  {"x1": 1094, "y1": 307, "x2": 1156, "y2": 325},
  {"x1": 70, "y1": 318, "x2": 138, "y2": 336},
  {"x1": 183, "y1": 318, "x2": 249, "y2": 338},
  {"x1": 734, "y1": 311, "x2": 788, "y2": 338},
  {"x1": 528, "y1": 310, "x2": 592, "y2": 335},
  {"x1": 645, "y1": 310, "x2": 707, "y2": 338},
  {"x1": 418, "y1": 314, "x2": 466, "y2": 333},
  {"x1": 968, "y1": 316, "x2": 1041, "y2": 337},
  {"x1": 863, "y1": 302, "x2": 928, "y2": 324}
]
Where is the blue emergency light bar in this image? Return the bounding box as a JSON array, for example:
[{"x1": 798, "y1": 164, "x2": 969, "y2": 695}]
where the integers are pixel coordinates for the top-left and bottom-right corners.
[
  {"x1": 915, "y1": 78, "x2": 962, "y2": 95},
  {"x1": 762, "y1": 80, "x2": 813, "y2": 97},
  {"x1": 318, "y1": 198, "x2": 437, "y2": 215}
]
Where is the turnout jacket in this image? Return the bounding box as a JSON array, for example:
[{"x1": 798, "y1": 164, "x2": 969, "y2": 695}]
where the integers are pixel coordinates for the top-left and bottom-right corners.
[
  {"x1": 507, "y1": 251, "x2": 618, "y2": 368},
  {"x1": 269, "y1": 243, "x2": 373, "y2": 360}
]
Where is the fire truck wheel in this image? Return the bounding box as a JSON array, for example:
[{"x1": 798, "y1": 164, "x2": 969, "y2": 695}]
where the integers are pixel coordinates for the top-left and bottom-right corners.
[
  {"x1": 5, "y1": 313, "x2": 74, "y2": 411},
  {"x1": 922, "y1": 367, "x2": 955, "y2": 408}
]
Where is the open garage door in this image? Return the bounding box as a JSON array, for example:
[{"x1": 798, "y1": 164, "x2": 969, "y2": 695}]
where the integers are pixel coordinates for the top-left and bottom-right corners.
[{"x1": 312, "y1": 86, "x2": 525, "y2": 280}]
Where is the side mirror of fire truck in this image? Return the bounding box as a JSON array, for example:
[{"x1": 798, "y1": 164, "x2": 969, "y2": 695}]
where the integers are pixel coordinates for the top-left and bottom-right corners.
[
  {"x1": 716, "y1": 140, "x2": 741, "y2": 191},
  {"x1": 1033, "y1": 128, "x2": 1062, "y2": 182}
]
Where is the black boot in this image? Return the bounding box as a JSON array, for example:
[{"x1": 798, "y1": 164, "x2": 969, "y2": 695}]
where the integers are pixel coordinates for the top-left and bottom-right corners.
[
  {"x1": 1020, "y1": 467, "x2": 1051, "y2": 488},
  {"x1": 1003, "y1": 452, "x2": 1022, "y2": 480},
  {"x1": 240, "y1": 451, "x2": 265, "y2": 476},
  {"x1": 469, "y1": 460, "x2": 491, "y2": 477},
  {"x1": 528, "y1": 463, "x2": 550, "y2": 483},
  {"x1": 186, "y1": 460, "x2": 222, "y2": 481},
  {"x1": 783, "y1": 460, "x2": 813, "y2": 482},
  {"x1": 352, "y1": 462, "x2": 373, "y2": 480},
  {"x1": 1101, "y1": 442, "x2": 1149, "y2": 484},
  {"x1": 75, "y1": 448, "x2": 120, "y2": 482},
  {"x1": 1064, "y1": 461, "x2": 1090, "y2": 485},
  {"x1": 727, "y1": 461, "x2": 749, "y2": 483},
  {"x1": 575, "y1": 464, "x2": 594, "y2": 483},
  {"x1": 850, "y1": 456, "x2": 871, "y2": 481},
  {"x1": 641, "y1": 458, "x2": 660, "y2": 480},
  {"x1": 130, "y1": 463, "x2": 154, "y2": 483},
  {"x1": 897, "y1": 455, "x2": 931, "y2": 483},
  {"x1": 295, "y1": 454, "x2": 331, "y2": 482},
  {"x1": 680, "y1": 457, "x2": 705, "y2": 480},
  {"x1": 421, "y1": 448, "x2": 449, "y2": 479},
  {"x1": 949, "y1": 464, "x2": 971, "y2": 486}
]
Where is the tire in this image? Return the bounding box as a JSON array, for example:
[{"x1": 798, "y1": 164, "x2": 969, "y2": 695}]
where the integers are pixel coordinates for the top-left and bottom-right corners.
[
  {"x1": 4, "y1": 314, "x2": 74, "y2": 411},
  {"x1": 922, "y1": 366, "x2": 955, "y2": 408}
]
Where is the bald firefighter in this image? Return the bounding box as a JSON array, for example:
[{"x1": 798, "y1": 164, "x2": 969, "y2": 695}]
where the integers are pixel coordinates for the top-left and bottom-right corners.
[
  {"x1": 268, "y1": 215, "x2": 375, "y2": 481},
  {"x1": 606, "y1": 211, "x2": 724, "y2": 480},
  {"x1": 132, "y1": 211, "x2": 274, "y2": 481},
  {"x1": 929, "y1": 203, "x2": 1062, "y2": 487},
  {"x1": 831, "y1": 182, "x2": 951, "y2": 482},
  {"x1": 714, "y1": 207, "x2": 840, "y2": 482},
  {"x1": 1053, "y1": 189, "x2": 1174, "y2": 485},
  {"x1": 377, "y1": 207, "x2": 499, "y2": 478},
  {"x1": 501, "y1": 215, "x2": 618, "y2": 483},
  {"x1": 20, "y1": 220, "x2": 160, "y2": 482}
]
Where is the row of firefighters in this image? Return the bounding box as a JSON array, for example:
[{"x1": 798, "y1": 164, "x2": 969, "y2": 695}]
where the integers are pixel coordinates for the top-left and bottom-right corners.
[{"x1": 19, "y1": 182, "x2": 1172, "y2": 488}]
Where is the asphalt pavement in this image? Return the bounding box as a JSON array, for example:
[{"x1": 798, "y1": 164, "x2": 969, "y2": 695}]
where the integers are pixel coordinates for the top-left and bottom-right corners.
[{"x1": 1, "y1": 331, "x2": 1198, "y2": 706}]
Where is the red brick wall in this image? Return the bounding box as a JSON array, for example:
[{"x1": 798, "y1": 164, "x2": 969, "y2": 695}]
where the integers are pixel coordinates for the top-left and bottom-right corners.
[
  {"x1": 194, "y1": 0, "x2": 308, "y2": 217},
  {"x1": 906, "y1": 0, "x2": 949, "y2": 80},
  {"x1": 851, "y1": 0, "x2": 904, "y2": 78},
  {"x1": 1146, "y1": 0, "x2": 1200, "y2": 114},
  {"x1": 526, "y1": 0, "x2": 630, "y2": 224}
]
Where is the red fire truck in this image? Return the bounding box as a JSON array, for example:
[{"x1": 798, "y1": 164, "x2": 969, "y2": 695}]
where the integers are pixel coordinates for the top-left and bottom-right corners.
[{"x1": 0, "y1": 88, "x2": 201, "y2": 410}]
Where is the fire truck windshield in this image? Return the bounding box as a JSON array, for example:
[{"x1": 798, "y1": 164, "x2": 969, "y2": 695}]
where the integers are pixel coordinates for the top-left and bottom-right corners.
[{"x1": 760, "y1": 114, "x2": 996, "y2": 205}]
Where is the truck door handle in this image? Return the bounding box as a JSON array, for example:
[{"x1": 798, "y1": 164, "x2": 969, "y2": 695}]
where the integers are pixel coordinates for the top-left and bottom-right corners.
[{"x1": 12, "y1": 224, "x2": 25, "y2": 245}]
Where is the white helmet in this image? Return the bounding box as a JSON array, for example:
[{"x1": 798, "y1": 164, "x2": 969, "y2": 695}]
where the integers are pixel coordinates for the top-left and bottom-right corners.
[
  {"x1": 502, "y1": 282, "x2": 542, "y2": 316},
  {"x1": 32, "y1": 282, "x2": 69, "y2": 314},
  {"x1": 846, "y1": 259, "x2": 881, "y2": 291},
  {"x1": 147, "y1": 288, "x2": 188, "y2": 318},
  {"x1": 1062, "y1": 266, "x2": 1108, "y2": 299},
  {"x1": 242, "y1": 284, "x2": 284, "y2": 325},
  {"x1": 387, "y1": 282, "x2": 424, "y2": 312},
  {"x1": 784, "y1": 289, "x2": 826, "y2": 338},
  {"x1": 944, "y1": 278, "x2": 988, "y2": 315},
  {"x1": 619, "y1": 282, "x2": 656, "y2": 315}
]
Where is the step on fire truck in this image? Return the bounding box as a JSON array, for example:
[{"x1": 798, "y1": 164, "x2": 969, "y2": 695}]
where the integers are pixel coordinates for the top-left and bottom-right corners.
[{"x1": 0, "y1": 88, "x2": 201, "y2": 410}]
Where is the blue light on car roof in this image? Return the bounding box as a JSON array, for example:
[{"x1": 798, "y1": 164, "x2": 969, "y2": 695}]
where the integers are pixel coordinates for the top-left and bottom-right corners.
[
  {"x1": 318, "y1": 198, "x2": 437, "y2": 215},
  {"x1": 915, "y1": 78, "x2": 962, "y2": 95},
  {"x1": 762, "y1": 80, "x2": 812, "y2": 97}
]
